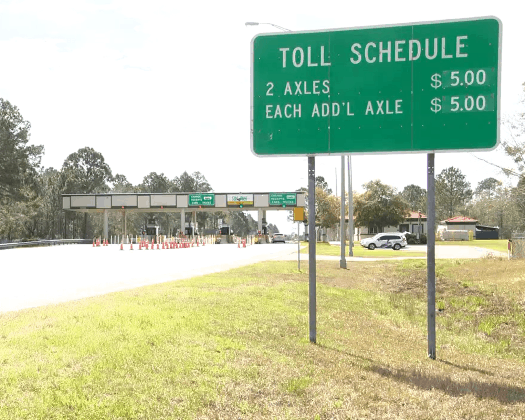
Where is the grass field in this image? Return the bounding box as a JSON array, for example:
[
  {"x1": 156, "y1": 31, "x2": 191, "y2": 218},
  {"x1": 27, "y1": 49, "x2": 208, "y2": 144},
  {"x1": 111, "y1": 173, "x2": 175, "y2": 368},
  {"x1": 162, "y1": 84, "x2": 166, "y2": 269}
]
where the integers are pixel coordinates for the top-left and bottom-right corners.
[
  {"x1": 300, "y1": 242, "x2": 427, "y2": 258},
  {"x1": 1, "y1": 257, "x2": 525, "y2": 419},
  {"x1": 437, "y1": 239, "x2": 509, "y2": 254},
  {"x1": 301, "y1": 239, "x2": 508, "y2": 257}
]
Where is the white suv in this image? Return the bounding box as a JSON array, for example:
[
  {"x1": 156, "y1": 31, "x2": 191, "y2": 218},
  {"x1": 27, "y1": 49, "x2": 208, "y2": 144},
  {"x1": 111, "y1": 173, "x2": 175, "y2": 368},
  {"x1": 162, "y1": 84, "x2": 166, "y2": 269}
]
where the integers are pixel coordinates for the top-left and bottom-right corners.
[
  {"x1": 272, "y1": 233, "x2": 285, "y2": 243},
  {"x1": 360, "y1": 233, "x2": 407, "y2": 250}
]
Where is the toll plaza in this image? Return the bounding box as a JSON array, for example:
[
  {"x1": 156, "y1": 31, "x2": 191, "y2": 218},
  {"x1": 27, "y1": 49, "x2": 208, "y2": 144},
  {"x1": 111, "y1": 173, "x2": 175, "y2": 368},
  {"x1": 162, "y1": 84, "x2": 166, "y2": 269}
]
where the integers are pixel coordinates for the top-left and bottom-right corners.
[{"x1": 62, "y1": 192, "x2": 306, "y2": 243}]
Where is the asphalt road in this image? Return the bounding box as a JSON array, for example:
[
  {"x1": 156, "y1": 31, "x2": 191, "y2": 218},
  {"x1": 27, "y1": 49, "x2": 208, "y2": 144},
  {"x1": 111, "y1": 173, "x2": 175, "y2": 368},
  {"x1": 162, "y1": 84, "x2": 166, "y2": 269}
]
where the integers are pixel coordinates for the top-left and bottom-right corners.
[
  {"x1": 1, "y1": 242, "x2": 504, "y2": 313},
  {"x1": 1, "y1": 243, "x2": 299, "y2": 313}
]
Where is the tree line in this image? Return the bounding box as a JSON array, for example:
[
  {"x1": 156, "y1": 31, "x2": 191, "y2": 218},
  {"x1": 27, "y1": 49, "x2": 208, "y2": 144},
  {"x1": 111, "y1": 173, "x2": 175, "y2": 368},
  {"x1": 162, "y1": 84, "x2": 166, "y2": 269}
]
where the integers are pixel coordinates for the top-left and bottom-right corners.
[
  {"x1": 0, "y1": 98, "x2": 277, "y2": 242},
  {"x1": 2, "y1": 85, "x2": 524, "y2": 241},
  {"x1": 300, "y1": 168, "x2": 523, "y2": 240},
  {"x1": 299, "y1": 167, "x2": 523, "y2": 240}
]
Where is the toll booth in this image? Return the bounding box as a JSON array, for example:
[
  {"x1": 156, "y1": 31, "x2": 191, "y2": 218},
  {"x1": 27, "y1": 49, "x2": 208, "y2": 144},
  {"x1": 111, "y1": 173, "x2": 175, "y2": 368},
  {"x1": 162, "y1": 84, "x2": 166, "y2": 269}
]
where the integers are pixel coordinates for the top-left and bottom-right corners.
[
  {"x1": 143, "y1": 217, "x2": 159, "y2": 240},
  {"x1": 219, "y1": 226, "x2": 231, "y2": 235},
  {"x1": 218, "y1": 225, "x2": 233, "y2": 244}
]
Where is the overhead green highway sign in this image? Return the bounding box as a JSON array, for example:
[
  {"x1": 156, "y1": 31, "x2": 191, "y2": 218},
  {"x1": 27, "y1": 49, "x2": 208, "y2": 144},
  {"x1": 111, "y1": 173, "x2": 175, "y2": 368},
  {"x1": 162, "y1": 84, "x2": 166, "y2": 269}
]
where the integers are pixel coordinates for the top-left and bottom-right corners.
[
  {"x1": 251, "y1": 17, "x2": 501, "y2": 156},
  {"x1": 269, "y1": 193, "x2": 297, "y2": 206},
  {"x1": 188, "y1": 193, "x2": 215, "y2": 207}
]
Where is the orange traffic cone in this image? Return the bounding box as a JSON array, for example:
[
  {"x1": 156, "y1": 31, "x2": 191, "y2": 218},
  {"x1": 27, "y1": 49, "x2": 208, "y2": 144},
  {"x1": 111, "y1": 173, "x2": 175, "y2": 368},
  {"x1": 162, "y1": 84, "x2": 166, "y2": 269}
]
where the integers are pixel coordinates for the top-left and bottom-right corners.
[
  {"x1": 120, "y1": 243, "x2": 124, "y2": 251},
  {"x1": 130, "y1": 242, "x2": 133, "y2": 250}
]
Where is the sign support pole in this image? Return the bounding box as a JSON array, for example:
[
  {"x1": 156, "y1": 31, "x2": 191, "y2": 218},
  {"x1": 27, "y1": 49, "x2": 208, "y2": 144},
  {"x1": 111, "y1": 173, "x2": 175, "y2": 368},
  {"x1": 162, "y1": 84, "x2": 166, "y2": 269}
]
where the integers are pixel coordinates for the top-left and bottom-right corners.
[
  {"x1": 348, "y1": 155, "x2": 353, "y2": 256},
  {"x1": 308, "y1": 156, "x2": 317, "y2": 344},
  {"x1": 297, "y1": 221, "x2": 300, "y2": 271},
  {"x1": 427, "y1": 153, "x2": 436, "y2": 359},
  {"x1": 340, "y1": 155, "x2": 347, "y2": 268}
]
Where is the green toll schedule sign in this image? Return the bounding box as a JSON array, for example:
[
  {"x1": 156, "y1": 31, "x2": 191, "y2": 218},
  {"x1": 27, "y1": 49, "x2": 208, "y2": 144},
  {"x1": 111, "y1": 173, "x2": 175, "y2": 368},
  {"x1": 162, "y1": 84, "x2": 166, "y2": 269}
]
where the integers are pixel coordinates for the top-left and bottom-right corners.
[{"x1": 251, "y1": 17, "x2": 501, "y2": 156}]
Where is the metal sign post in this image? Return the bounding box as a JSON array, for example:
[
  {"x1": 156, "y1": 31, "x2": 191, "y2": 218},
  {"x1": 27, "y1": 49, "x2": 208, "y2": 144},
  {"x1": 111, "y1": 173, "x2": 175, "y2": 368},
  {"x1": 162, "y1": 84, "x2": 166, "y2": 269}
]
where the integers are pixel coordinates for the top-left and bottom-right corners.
[
  {"x1": 427, "y1": 153, "x2": 436, "y2": 359},
  {"x1": 293, "y1": 207, "x2": 305, "y2": 271},
  {"x1": 340, "y1": 155, "x2": 347, "y2": 268},
  {"x1": 347, "y1": 155, "x2": 354, "y2": 256},
  {"x1": 308, "y1": 156, "x2": 316, "y2": 343},
  {"x1": 297, "y1": 221, "x2": 301, "y2": 271}
]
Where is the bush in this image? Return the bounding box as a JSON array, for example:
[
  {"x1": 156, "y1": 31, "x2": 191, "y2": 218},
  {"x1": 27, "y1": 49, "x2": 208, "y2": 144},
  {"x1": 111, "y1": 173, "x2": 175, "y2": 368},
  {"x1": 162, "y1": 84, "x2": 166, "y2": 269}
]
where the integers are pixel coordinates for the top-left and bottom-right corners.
[
  {"x1": 405, "y1": 233, "x2": 417, "y2": 244},
  {"x1": 405, "y1": 233, "x2": 427, "y2": 244}
]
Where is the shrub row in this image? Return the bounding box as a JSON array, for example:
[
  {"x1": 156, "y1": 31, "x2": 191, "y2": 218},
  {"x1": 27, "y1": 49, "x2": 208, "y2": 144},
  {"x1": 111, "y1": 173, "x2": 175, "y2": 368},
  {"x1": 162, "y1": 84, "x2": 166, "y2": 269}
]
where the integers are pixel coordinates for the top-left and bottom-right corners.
[{"x1": 405, "y1": 233, "x2": 427, "y2": 245}]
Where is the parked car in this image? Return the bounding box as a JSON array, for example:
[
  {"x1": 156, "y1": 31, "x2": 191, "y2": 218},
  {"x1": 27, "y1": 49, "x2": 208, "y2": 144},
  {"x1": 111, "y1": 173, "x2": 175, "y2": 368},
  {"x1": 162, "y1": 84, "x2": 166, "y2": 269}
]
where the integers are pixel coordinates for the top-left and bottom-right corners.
[
  {"x1": 360, "y1": 233, "x2": 407, "y2": 250},
  {"x1": 272, "y1": 233, "x2": 285, "y2": 243}
]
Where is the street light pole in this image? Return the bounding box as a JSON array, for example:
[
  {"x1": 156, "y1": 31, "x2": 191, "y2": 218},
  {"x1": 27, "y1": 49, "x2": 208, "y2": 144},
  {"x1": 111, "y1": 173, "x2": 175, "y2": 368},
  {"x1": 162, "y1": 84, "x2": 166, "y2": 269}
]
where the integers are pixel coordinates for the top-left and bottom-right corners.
[
  {"x1": 246, "y1": 20, "x2": 321, "y2": 345},
  {"x1": 245, "y1": 22, "x2": 291, "y2": 32}
]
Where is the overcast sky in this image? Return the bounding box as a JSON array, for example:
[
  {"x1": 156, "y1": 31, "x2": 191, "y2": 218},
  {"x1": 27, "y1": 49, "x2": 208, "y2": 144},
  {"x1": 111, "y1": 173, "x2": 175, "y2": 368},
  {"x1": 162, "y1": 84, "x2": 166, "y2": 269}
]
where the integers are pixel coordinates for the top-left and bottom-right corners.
[{"x1": 0, "y1": 0, "x2": 523, "y2": 233}]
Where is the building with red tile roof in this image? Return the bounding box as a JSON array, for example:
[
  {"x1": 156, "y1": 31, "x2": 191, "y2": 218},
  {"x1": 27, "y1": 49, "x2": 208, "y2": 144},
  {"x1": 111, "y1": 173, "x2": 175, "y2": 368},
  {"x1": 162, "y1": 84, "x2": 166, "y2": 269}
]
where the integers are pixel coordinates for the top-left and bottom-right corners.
[
  {"x1": 441, "y1": 216, "x2": 478, "y2": 223},
  {"x1": 407, "y1": 211, "x2": 427, "y2": 220},
  {"x1": 438, "y1": 215, "x2": 479, "y2": 240}
]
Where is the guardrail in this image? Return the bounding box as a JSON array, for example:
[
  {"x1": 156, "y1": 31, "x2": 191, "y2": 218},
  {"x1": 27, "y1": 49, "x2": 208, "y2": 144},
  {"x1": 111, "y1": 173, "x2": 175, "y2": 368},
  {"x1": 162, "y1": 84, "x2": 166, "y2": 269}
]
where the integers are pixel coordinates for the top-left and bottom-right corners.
[{"x1": 0, "y1": 239, "x2": 92, "y2": 250}]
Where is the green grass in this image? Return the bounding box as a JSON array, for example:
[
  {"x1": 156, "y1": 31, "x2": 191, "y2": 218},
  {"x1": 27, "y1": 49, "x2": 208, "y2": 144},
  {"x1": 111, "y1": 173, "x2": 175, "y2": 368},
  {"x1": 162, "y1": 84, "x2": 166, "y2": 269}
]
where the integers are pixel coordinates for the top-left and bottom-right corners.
[
  {"x1": 435, "y1": 239, "x2": 508, "y2": 253},
  {"x1": 302, "y1": 239, "x2": 508, "y2": 257},
  {"x1": 300, "y1": 241, "x2": 427, "y2": 258},
  {"x1": 1, "y1": 258, "x2": 525, "y2": 419}
]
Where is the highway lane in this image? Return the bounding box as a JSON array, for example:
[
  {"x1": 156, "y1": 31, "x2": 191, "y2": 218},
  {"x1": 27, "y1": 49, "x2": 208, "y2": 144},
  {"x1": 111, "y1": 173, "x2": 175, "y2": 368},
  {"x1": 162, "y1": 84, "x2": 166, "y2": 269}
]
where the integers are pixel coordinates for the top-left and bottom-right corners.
[
  {"x1": 0, "y1": 243, "x2": 299, "y2": 313},
  {"x1": 1, "y1": 242, "x2": 503, "y2": 313}
]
